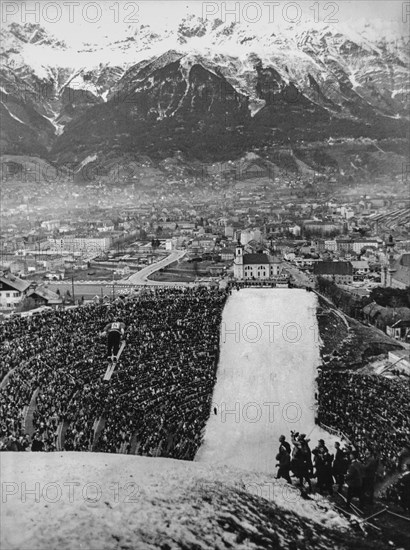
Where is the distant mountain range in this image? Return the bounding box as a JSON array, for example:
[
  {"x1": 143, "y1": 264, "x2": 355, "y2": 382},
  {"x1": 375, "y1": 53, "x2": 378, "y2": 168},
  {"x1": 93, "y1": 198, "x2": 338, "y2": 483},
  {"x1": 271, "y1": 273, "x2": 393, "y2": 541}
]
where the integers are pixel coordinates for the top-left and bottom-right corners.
[{"x1": 1, "y1": 18, "x2": 409, "y2": 181}]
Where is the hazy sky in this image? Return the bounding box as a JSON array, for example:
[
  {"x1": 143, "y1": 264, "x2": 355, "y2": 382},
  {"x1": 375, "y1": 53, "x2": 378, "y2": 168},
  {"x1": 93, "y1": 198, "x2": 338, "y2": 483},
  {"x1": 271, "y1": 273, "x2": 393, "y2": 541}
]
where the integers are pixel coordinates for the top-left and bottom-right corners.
[{"x1": 2, "y1": 1, "x2": 408, "y2": 45}]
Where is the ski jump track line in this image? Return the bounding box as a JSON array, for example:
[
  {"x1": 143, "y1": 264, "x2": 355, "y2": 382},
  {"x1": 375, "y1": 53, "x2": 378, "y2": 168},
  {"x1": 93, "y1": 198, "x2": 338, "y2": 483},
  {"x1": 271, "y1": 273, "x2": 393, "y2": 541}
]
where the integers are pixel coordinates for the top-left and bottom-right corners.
[
  {"x1": 24, "y1": 388, "x2": 40, "y2": 437},
  {"x1": 312, "y1": 289, "x2": 350, "y2": 330},
  {"x1": 0, "y1": 368, "x2": 16, "y2": 390}
]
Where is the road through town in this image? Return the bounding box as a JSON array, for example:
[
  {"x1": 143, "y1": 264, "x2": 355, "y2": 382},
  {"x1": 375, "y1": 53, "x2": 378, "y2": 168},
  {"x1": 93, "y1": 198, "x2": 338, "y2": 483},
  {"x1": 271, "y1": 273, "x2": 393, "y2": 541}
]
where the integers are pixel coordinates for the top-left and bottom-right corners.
[{"x1": 119, "y1": 250, "x2": 187, "y2": 285}]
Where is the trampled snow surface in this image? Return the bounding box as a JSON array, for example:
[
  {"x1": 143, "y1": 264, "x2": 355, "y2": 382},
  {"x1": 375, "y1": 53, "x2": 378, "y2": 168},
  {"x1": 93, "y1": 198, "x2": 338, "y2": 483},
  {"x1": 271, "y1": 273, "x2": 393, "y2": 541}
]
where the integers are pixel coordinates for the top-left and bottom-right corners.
[
  {"x1": 1, "y1": 453, "x2": 350, "y2": 550},
  {"x1": 196, "y1": 288, "x2": 335, "y2": 472}
]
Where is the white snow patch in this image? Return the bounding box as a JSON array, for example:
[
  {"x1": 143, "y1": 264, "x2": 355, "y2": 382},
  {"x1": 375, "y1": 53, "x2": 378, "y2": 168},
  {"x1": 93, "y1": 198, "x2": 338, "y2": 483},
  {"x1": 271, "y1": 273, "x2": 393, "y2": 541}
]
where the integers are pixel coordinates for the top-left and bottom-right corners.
[
  {"x1": 249, "y1": 98, "x2": 266, "y2": 116},
  {"x1": 41, "y1": 115, "x2": 64, "y2": 135},
  {"x1": 1, "y1": 101, "x2": 26, "y2": 125},
  {"x1": 78, "y1": 154, "x2": 97, "y2": 170}
]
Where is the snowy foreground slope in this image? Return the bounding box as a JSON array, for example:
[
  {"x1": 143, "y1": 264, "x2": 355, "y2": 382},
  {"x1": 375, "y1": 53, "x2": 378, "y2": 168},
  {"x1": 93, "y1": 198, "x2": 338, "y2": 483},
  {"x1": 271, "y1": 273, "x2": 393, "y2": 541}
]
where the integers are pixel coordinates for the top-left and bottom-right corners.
[
  {"x1": 197, "y1": 288, "x2": 335, "y2": 471},
  {"x1": 2, "y1": 452, "x2": 377, "y2": 550}
]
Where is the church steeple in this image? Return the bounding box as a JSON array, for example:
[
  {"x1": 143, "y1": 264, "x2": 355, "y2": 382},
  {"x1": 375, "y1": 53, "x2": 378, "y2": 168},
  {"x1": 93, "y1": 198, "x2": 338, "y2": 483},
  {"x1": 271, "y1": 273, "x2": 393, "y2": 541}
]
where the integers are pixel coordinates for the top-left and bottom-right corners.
[
  {"x1": 382, "y1": 236, "x2": 396, "y2": 287},
  {"x1": 385, "y1": 234, "x2": 395, "y2": 264},
  {"x1": 234, "y1": 242, "x2": 244, "y2": 279}
]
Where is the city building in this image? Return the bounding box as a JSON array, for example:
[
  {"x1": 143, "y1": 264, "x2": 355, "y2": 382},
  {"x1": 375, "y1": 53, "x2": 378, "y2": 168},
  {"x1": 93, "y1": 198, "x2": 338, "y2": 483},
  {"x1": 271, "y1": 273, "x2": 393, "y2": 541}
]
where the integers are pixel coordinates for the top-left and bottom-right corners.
[
  {"x1": 233, "y1": 244, "x2": 283, "y2": 280},
  {"x1": 340, "y1": 206, "x2": 355, "y2": 219},
  {"x1": 220, "y1": 248, "x2": 235, "y2": 261},
  {"x1": 41, "y1": 220, "x2": 61, "y2": 231},
  {"x1": 351, "y1": 260, "x2": 370, "y2": 275},
  {"x1": 304, "y1": 221, "x2": 339, "y2": 235},
  {"x1": 324, "y1": 240, "x2": 338, "y2": 252},
  {"x1": 313, "y1": 261, "x2": 354, "y2": 284},
  {"x1": 209, "y1": 264, "x2": 227, "y2": 276},
  {"x1": 335, "y1": 238, "x2": 352, "y2": 252},
  {"x1": 0, "y1": 272, "x2": 31, "y2": 310},
  {"x1": 386, "y1": 319, "x2": 410, "y2": 342},
  {"x1": 48, "y1": 236, "x2": 112, "y2": 255},
  {"x1": 351, "y1": 239, "x2": 380, "y2": 254},
  {"x1": 26, "y1": 286, "x2": 63, "y2": 308}
]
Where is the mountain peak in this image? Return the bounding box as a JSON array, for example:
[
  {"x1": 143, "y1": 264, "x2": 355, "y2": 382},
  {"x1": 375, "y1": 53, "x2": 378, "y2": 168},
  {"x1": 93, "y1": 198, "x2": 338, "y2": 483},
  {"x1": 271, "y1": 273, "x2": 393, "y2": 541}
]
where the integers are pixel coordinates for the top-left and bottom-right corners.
[{"x1": 6, "y1": 21, "x2": 67, "y2": 48}]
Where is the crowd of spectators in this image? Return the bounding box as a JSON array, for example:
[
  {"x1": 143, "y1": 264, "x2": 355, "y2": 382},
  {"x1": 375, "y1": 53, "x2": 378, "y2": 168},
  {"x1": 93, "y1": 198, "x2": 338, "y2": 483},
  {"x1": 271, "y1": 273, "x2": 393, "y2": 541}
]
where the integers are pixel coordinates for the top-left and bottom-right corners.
[
  {"x1": 0, "y1": 287, "x2": 229, "y2": 459},
  {"x1": 94, "y1": 287, "x2": 226, "y2": 459},
  {"x1": 277, "y1": 432, "x2": 386, "y2": 509},
  {"x1": 317, "y1": 371, "x2": 410, "y2": 473}
]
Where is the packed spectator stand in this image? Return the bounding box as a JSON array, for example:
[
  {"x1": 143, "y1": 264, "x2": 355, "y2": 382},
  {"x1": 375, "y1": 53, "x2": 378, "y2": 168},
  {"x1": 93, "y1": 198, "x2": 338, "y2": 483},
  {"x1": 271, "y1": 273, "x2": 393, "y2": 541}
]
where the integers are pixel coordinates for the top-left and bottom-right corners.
[
  {"x1": 0, "y1": 287, "x2": 228, "y2": 458},
  {"x1": 317, "y1": 371, "x2": 410, "y2": 474}
]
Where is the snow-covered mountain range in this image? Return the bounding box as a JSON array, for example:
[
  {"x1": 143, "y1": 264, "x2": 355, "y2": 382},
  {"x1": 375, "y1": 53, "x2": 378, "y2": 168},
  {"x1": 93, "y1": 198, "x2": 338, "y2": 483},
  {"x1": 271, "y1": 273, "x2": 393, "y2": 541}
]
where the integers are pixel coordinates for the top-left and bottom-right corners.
[{"x1": 1, "y1": 17, "x2": 408, "y2": 177}]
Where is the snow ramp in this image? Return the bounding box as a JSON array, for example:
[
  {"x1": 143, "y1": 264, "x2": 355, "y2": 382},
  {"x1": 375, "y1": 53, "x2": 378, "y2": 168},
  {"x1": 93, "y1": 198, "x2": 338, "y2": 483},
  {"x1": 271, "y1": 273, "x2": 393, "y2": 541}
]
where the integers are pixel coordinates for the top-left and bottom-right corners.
[{"x1": 196, "y1": 288, "x2": 335, "y2": 472}]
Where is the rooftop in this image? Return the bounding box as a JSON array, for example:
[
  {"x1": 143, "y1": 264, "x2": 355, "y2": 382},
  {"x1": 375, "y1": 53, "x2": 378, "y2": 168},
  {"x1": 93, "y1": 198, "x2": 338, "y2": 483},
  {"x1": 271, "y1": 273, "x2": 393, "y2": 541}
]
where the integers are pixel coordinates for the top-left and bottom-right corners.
[
  {"x1": 313, "y1": 261, "x2": 353, "y2": 276},
  {"x1": 0, "y1": 274, "x2": 31, "y2": 292},
  {"x1": 243, "y1": 253, "x2": 270, "y2": 265}
]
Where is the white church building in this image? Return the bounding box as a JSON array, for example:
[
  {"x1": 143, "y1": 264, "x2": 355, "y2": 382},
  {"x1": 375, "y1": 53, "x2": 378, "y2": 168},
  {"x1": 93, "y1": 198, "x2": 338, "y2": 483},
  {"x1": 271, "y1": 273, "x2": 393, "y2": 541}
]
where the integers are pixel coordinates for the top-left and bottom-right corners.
[{"x1": 233, "y1": 244, "x2": 283, "y2": 280}]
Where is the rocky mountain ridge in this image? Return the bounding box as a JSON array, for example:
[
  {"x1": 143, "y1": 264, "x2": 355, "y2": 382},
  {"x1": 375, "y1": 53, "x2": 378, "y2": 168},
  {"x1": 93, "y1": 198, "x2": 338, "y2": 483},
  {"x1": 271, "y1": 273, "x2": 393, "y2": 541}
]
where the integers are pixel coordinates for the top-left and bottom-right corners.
[{"x1": 1, "y1": 18, "x2": 408, "y2": 180}]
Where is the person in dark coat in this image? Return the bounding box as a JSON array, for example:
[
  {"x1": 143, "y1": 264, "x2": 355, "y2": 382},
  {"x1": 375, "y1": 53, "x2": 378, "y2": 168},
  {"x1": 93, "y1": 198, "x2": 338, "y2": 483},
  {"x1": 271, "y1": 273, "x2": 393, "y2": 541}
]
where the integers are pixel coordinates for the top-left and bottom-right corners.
[
  {"x1": 345, "y1": 450, "x2": 365, "y2": 508},
  {"x1": 397, "y1": 464, "x2": 410, "y2": 511},
  {"x1": 6, "y1": 436, "x2": 19, "y2": 452},
  {"x1": 314, "y1": 448, "x2": 334, "y2": 495},
  {"x1": 299, "y1": 434, "x2": 313, "y2": 477},
  {"x1": 276, "y1": 445, "x2": 292, "y2": 483},
  {"x1": 363, "y1": 448, "x2": 379, "y2": 504},
  {"x1": 313, "y1": 439, "x2": 328, "y2": 455},
  {"x1": 31, "y1": 434, "x2": 44, "y2": 452},
  {"x1": 321, "y1": 449, "x2": 334, "y2": 494},
  {"x1": 291, "y1": 433, "x2": 312, "y2": 491},
  {"x1": 21, "y1": 434, "x2": 31, "y2": 451},
  {"x1": 278, "y1": 435, "x2": 291, "y2": 455},
  {"x1": 332, "y1": 442, "x2": 347, "y2": 492}
]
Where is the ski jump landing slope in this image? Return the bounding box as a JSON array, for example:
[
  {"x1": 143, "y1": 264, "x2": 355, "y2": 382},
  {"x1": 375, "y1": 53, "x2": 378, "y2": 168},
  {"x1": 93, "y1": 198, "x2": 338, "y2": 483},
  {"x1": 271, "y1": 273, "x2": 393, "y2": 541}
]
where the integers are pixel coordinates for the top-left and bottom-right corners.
[{"x1": 196, "y1": 288, "x2": 334, "y2": 473}]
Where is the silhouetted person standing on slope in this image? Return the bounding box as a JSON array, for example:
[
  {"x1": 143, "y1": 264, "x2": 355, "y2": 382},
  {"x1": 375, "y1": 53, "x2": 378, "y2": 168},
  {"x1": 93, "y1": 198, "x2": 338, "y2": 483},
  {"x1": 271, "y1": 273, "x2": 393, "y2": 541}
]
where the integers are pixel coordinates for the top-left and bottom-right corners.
[
  {"x1": 276, "y1": 435, "x2": 292, "y2": 483},
  {"x1": 346, "y1": 450, "x2": 365, "y2": 508}
]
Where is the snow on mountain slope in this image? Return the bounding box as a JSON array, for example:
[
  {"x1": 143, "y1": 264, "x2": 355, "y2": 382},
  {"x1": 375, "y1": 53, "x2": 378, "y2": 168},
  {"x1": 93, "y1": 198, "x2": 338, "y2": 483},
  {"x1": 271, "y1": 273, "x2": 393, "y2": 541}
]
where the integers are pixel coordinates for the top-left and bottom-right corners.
[
  {"x1": 2, "y1": 18, "x2": 407, "y2": 118},
  {"x1": 1, "y1": 17, "x2": 408, "y2": 164}
]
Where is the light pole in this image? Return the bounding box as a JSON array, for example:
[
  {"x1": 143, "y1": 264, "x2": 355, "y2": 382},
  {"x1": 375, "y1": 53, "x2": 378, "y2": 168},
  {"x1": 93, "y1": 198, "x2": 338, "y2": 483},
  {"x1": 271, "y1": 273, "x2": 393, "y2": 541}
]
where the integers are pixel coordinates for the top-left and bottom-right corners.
[{"x1": 71, "y1": 275, "x2": 75, "y2": 305}]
